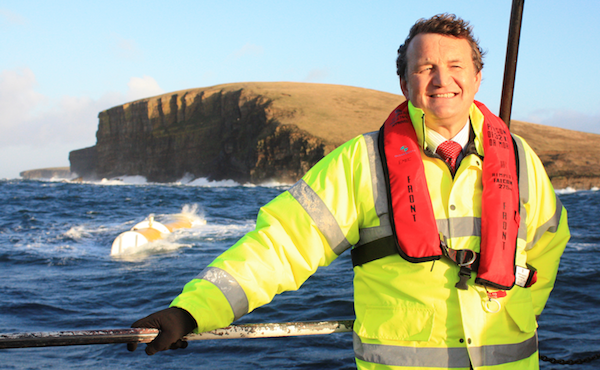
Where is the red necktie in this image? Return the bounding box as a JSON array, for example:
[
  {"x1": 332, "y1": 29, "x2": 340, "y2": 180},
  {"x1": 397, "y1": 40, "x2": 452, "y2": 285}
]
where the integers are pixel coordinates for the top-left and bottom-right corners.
[{"x1": 436, "y1": 140, "x2": 462, "y2": 171}]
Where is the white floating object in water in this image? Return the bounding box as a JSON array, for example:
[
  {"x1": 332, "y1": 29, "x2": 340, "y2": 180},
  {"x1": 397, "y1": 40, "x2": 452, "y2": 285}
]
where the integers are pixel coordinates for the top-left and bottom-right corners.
[{"x1": 110, "y1": 215, "x2": 193, "y2": 256}]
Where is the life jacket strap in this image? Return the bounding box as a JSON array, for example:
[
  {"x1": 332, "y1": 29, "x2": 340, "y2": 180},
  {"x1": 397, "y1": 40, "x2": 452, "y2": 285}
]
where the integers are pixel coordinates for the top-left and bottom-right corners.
[
  {"x1": 352, "y1": 237, "x2": 537, "y2": 289},
  {"x1": 441, "y1": 240, "x2": 537, "y2": 289},
  {"x1": 351, "y1": 235, "x2": 397, "y2": 268}
]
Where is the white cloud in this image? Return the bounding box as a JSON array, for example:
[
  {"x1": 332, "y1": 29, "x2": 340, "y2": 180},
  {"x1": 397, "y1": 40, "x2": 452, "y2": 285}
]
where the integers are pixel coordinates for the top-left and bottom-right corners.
[
  {"x1": 525, "y1": 109, "x2": 600, "y2": 135},
  {"x1": 0, "y1": 68, "x2": 116, "y2": 148},
  {"x1": 0, "y1": 68, "x2": 46, "y2": 128},
  {"x1": 125, "y1": 75, "x2": 165, "y2": 101},
  {"x1": 230, "y1": 43, "x2": 264, "y2": 59},
  {"x1": 0, "y1": 69, "x2": 166, "y2": 178}
]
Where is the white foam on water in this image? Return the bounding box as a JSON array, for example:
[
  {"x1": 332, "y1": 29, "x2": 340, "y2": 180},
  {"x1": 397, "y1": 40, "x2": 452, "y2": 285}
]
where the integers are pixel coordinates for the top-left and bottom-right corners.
[
  {"x1": 181, "y1": 220, "x2": 255, "y2": 241},
  {"x1": 556, "y1": 187, "x2": 578, "y2": 194},
  {"x1": 98, "y1": 176, "x2": 148, "y2": 185},
  {"x1": 29, "y1": 175, "x2": 293, "y2": 190},
  {"x1": 556, "y1": 187, "x2": 600, "y2": 195},
  {"x1": 253, "y1": 180, "x2": 293, "y2": 188},
  {"x1": 63, "y1": 225, "x2": 92, "y2": 240},
  {"x1": 179, "y1": 203, "x2": 207, "y2": 227},
  {"x1": 43, "y1": 175, "x2": 79, "y2": 182},
  {"x1": 186, "y1": 177, "x2": 242, "y2": 187},
  {"x1": 173, "y1": 173, "x2": 195, "y2": 185},
  {"x1": 174, "y1": 174, "x2": 282, "y2": 187},
  {"x1": 148, "y1": 204, "x2": 208, "y2": 228},
  {"x1": 63, "y1": 222, "x2": 124, "y2": 241}
]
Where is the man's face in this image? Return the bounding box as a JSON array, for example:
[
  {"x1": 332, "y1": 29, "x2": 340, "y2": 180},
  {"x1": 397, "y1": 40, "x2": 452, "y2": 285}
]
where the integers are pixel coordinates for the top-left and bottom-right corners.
[{"x1": 400, "y1": 33, "x2": 482, "y2": 135}]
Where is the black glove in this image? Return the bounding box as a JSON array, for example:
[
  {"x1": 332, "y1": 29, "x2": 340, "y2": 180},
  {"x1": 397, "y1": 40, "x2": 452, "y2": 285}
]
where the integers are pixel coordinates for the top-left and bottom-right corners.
[{"x1": 127, "y1": 307, "x2": 197, "y2": 355}]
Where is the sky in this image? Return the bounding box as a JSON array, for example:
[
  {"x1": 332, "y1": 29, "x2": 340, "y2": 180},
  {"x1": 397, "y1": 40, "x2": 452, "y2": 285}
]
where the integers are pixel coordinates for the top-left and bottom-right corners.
[{"x1": 1, "y1": 0, "x2": 598, "y2": 179}]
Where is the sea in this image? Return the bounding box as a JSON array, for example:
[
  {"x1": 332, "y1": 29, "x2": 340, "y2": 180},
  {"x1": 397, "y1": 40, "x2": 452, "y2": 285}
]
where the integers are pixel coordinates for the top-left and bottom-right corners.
[{"x1": 0, "y1": 177, "x2": 599, "y2": 370}]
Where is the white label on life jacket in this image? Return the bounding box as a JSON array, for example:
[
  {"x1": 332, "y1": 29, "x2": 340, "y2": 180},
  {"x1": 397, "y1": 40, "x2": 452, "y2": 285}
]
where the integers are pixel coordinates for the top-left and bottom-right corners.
[{"x1": 515, "y1": 266, "x2": 530, "y2": 287}]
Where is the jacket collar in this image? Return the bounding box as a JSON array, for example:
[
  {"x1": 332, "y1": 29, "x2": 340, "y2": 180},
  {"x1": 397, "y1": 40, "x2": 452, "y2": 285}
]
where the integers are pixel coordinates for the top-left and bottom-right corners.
[{"x1": 405, "y1": 100, "x2": 486, "y2": 157}]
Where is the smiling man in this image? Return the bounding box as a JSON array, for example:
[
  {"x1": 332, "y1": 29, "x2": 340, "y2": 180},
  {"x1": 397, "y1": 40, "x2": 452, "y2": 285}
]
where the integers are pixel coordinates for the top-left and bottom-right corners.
[
  {"x1": 400, "y1": 32, "x2": 482, "y2": 138},
  {"x1": 129, "y1": 14, "x2": 569, "y2": 370}
]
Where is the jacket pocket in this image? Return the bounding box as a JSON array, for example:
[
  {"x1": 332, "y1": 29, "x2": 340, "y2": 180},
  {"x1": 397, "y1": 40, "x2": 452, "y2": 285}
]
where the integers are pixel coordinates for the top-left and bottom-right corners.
[
  {"x1": 357, "y1": 302, "x2": 435, "y2": 341},
  {"x1": 505, "y1": 300, "x2": 537, "y2": 333}
]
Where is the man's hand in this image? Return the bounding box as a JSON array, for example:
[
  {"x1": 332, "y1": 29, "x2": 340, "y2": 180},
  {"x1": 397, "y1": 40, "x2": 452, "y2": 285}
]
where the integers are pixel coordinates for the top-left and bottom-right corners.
[{"x1": 127, "y1": 307, "x2": 197, "y2": 355}]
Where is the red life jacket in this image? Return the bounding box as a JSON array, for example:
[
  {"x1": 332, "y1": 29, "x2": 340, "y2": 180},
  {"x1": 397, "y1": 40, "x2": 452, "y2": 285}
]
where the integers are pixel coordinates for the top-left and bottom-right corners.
[{"x1": 381, "y1": 101, "x2": 522, "y2": 290}]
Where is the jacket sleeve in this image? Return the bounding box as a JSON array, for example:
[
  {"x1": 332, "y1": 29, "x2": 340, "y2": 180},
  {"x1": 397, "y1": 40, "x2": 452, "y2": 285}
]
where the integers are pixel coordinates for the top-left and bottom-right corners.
[
  {"x1": 170, "y1": 135, "x2": 378, "y2": 334},
  {"x1": 518, "y1": 136, "x2": 570, "y2": 316}
]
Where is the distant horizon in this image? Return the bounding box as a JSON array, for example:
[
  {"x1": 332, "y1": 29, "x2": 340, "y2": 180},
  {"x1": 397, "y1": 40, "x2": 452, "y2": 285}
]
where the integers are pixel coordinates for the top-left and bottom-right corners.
[{"x1": 15, "y1": 81, "x2": 600, "y2": 191}]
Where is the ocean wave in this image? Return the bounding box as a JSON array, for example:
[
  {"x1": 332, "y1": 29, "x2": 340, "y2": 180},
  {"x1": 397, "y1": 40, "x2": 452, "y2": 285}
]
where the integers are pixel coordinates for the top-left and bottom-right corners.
[
  {"x1": 177, "y1": 173, "x2": 292, "y2": 188},
  {"x1": 179, "y1": 220, "x2": 255, "y2": 240},
  {"x1": 99, "y1": 176, "x2": 148, "y2": 185},
  {"x1": 61, "y1": 223, "x2": 123, "y2": 241},
  {"x1": 556, "y1": 187, "x2": 600, "y2": 195},
  {"x1": 186, "y1": 177, "x2": 242, "y2": 187},
  {"x1": 9, "y1": 177, "x2": 293, "y2": 190}
]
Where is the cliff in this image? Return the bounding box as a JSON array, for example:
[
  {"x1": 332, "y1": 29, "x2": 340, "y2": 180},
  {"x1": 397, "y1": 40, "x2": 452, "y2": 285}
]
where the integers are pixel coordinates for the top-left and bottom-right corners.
[
  {"x1": 20, "y1": 167, "x2": 74, "y2": 180},
  {"x1": 69, "y1": 82, "x2": 600, "y2": 189},
  {"x1": 510, "y1": 120, "x2": 600, "y2": 190},
  {"x1": 69, "y1": 82, "x2": 399, "y2": 183}
]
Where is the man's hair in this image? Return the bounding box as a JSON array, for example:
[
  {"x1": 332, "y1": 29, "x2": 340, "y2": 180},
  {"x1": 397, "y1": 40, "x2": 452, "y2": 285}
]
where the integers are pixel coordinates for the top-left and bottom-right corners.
[{"x1": 396, "y1": 13, "x2": 485, "y2": 80}]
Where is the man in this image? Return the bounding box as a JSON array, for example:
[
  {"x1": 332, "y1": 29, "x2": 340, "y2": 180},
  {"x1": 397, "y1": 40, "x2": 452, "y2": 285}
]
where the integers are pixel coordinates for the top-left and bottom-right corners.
[{"x1": 128, "y1": 14, "x2": 569, "y2": 369}]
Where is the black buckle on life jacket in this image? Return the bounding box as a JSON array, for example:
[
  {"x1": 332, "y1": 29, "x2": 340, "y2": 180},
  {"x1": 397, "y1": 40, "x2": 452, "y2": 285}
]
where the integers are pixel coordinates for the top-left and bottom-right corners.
[
  {"x1": 441, "y1": 240, "x2": 537, "y2": 290},
  {"x1": 440, "y1": 239, "x2": 479, "y2": 290},
  {"x1": 456, "y1": 266, "x2": 472, "y2": 290}
]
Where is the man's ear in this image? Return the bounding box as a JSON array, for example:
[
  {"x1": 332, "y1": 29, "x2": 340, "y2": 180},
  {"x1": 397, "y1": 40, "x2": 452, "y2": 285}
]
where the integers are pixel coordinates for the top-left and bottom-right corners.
[
  {"x1": 400, "y1": 77, "x2": 409, "y2": 98},
  {"x1": 474, "y1": 70, "x2": 482, "y2": 94}
]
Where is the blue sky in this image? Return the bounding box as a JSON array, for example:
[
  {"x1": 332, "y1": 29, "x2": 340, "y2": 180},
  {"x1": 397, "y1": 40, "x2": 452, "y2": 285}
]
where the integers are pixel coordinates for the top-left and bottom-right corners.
[{"x1": 1, "y1": 0, "x2": 598, "y2": 179}]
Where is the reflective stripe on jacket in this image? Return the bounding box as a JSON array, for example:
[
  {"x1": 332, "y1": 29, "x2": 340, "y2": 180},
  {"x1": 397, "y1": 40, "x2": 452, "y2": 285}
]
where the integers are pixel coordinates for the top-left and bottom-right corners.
[{"x1": 170, "y1": 102, "x2": 569, "y2": 369}]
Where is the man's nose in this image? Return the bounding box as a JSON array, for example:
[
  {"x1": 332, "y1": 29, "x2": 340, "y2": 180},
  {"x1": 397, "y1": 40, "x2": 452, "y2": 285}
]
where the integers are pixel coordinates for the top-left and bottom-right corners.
[{"x1": 432, "y1": 68, "x2": 451, "y2": 87}]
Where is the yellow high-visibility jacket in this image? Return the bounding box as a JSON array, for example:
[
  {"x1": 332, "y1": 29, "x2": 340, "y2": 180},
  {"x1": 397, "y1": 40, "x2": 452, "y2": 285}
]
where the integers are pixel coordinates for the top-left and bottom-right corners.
[{"x1": 171, "y1": 102, "x2": 569, "y2": 369}]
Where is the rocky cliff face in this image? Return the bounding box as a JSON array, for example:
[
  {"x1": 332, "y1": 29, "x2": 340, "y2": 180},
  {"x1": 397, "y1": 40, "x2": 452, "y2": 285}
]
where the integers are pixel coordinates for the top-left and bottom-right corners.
[
  {"x1": 68, "y1": 146, "x2": 96, "y2": 178},
  {"x1": 510, "y1": 120, "x2": 600, "y2": 190},
  {"x1": 20, "y1": 167, "x2": 73, "y2": 180},
  {"x1": 69, "y1": 82, "x2": 398, "y2": 183},
  {"x1": 93, "y1": 87, "x2": 274, "y2": 183},
  {"x1": 71, "y1": 86, "x2": 329, "y2": 183},
  {"x1": 70, "y1": 82, "x2": 600, "y2": 189}
]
